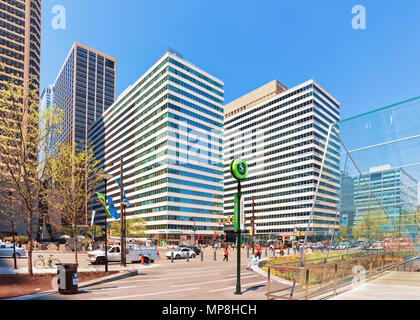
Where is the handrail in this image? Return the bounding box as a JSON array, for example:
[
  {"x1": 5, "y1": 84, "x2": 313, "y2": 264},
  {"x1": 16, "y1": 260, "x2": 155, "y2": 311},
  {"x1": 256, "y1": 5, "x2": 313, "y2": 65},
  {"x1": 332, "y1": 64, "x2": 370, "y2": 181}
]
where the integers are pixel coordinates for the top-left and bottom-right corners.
[{"x1": 265, "y1": 250, "x2": 418, "y2": 300}]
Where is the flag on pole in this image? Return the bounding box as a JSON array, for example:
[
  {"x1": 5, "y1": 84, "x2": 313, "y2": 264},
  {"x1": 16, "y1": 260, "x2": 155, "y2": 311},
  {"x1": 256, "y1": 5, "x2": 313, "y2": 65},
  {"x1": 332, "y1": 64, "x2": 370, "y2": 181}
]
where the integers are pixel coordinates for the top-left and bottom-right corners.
[
  {"x1": 115, "y1": 178, "x2": 131, "y2": 207},
  {"x1": 96, "y1": 193, "x2": 112, "y2": 218},
  {"x1": 107, "y1": 196, "x2": 120, "y2": 220}
]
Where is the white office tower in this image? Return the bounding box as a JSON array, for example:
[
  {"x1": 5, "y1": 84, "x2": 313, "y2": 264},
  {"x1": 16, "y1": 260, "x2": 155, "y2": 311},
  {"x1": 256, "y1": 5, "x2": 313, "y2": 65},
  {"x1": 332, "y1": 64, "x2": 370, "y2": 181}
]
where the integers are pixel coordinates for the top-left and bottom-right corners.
[
  {"x1": 89, "y1": 49, "x2": 225, "y2": 245},
  {"x1": 224, "y1": 80, "x2": 340, "y2": 242}
]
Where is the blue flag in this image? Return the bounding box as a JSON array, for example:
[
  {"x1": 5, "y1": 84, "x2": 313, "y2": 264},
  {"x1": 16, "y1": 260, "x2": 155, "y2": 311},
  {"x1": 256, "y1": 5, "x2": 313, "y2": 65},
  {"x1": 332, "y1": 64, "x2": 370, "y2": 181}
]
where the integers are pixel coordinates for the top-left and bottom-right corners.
[
  {"x1": 115, "y1": 178, "x2": 131, "y2": 207},
  {"x1": 107, "y1": 196, "x2": 120, "y2": 220}
]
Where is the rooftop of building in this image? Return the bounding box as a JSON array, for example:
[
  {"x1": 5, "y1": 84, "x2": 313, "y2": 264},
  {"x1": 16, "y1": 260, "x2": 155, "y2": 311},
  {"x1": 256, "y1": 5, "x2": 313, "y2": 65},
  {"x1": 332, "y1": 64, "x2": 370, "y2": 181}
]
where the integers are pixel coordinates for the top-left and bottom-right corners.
[{"x1": 224, "y1": 80, "x2": 288, "y2": 119}]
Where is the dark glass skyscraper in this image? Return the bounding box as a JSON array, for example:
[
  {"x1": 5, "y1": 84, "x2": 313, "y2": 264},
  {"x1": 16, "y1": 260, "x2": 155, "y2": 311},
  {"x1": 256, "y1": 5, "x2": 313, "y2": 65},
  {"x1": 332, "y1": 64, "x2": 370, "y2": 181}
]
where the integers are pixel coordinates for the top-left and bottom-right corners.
[{"x1": 53, "y1": 42, "x2": 116, "y2": 152}]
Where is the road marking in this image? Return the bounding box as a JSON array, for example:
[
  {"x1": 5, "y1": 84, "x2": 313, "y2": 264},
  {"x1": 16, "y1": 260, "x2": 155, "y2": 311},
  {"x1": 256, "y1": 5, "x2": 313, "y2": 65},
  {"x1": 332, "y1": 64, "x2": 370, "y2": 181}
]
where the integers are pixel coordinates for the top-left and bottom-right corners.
[
  {"x1": 208, "y1": 281, "x2": 267, "y2": 293},
  {"x1": 170, "y1": 275, "x2": 260, "y2": 288},
  {"x1": 99, "y1": 287, "x2": 198, "y2": 300},
  {"x1": 87, "y1": 285, "x2": 137, "y2": 293}
]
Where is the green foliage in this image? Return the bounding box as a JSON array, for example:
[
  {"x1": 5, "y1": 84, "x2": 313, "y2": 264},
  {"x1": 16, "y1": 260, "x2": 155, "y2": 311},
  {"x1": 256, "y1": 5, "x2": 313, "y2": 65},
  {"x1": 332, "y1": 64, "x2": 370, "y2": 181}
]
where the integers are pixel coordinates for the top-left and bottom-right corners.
[
  {"x1": 2, "y1": 235, "x2": 29, "y2": 245},
  {"x1": 109, "y1": 216, "x2": 148, "y2": 238}
]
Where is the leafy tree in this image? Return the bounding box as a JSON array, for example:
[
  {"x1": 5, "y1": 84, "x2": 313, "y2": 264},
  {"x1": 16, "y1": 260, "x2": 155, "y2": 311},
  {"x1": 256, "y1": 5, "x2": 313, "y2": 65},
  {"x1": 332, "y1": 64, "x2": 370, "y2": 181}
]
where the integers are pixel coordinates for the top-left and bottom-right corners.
[
  {"x1": 109, "y1": 216, "x2": 147, "y2": 238},
  {"x1": 45, "y1": 141, "x2": 102, "y2": 265},
  {"x1": 0, "y1": 75, "x2": 63, "y2": 275}
]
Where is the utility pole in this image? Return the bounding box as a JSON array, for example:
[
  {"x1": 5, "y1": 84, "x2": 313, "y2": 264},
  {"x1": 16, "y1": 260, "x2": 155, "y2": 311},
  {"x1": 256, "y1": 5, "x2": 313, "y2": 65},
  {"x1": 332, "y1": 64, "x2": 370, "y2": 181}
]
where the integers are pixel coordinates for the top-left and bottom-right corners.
[
  {"x1": 252, "y1": 196, "x2": 255, "y2": 255},
  {"x1": 120, "y1": 155, "x2": 126, "y2": 267}
]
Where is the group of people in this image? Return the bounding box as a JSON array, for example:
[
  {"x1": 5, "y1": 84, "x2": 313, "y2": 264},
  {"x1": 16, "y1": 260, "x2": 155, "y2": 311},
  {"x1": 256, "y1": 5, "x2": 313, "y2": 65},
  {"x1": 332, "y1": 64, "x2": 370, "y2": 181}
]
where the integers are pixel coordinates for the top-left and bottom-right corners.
[{"x1": 221, "y1": 246, "x2": 263, "y2": 270}]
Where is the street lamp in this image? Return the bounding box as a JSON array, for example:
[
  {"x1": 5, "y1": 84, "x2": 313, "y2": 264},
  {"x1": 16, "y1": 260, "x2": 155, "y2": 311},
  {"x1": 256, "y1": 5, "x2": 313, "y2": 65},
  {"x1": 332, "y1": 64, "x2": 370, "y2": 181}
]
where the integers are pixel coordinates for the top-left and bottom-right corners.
[
  {"x1": 122, "y1": 201, "x2": 129, "y2": 267},
  {"x1": 100, "y1": 173, "x2": 113, "y2": 274},
  {"x1": 190, "y1": 217, "x2": 196, "y2": 246}
]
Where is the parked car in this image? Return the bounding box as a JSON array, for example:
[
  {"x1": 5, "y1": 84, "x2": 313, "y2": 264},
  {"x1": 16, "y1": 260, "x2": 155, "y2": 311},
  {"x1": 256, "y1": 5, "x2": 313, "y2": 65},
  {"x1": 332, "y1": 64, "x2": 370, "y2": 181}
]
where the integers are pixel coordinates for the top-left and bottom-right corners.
[
  {"x1": 183, "y1": 246, "x2": 201, "y2": 255},
  {"x1": 87, "y1": 244, "x2": 159, "y2": 265},
  {"x1": 166, "y1": 247, "x2": 196, "y2": 259},
  {"x1": 0, "y1": 244, "x2": 26, "y2": 258}
]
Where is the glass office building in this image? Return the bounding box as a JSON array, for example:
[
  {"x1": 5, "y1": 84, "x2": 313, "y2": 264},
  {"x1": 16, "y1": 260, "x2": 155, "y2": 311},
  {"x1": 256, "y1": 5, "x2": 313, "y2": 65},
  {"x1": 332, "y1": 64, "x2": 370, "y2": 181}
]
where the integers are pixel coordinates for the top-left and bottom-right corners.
[
  {"x1": 354, "y1": 165, "x2": 418, "y2": 229},
  {"x1": 53, "y1": 42, "x2": 116, "y2": 152},
  {"x1": 224, "y1": 80, "x2": 340, "y2": 241},
  {"x1": 88, "y1": 49, "x2": 224, "y2": 244},
  {"x1": 39, "y1": 84, "x2": 55, "y2": 162}
]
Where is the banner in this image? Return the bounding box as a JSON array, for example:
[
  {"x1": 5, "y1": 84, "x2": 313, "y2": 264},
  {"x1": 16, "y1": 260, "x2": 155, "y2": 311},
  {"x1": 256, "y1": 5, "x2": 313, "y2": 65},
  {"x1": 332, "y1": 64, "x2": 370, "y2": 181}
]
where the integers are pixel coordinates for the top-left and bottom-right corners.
[
  {"x1": 96, "y1": 193, "x2": 112, "y2": 218},
  {"x1": 115, "y1": 178, "x2": 131, "y2": 207},
  {"x1": 90, "y1": 211, "x2": 96, "y2": 227},
  {"x1": 107, "y1": 196, "x2": 121, "y2": 220}
]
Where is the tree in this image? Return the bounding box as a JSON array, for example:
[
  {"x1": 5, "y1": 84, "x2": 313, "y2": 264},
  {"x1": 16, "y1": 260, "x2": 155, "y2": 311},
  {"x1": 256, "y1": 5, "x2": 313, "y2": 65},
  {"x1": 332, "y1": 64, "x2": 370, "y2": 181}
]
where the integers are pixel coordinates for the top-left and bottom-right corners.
[
  {"x1": 127, "y1": 217, "x2": 148, "y2": 238},
  {"x1": 109, "y1": 216, "x2": 147, "y2": 238},
  {"x1": 45, "y1": 141, "x2": 102, "y2": 265},
  {"x1": 0, "y1": 75, "x2": 63, "y2": 275},
  {"x1": 352, "y1": 211, "x2": 391, "y2": 241}
]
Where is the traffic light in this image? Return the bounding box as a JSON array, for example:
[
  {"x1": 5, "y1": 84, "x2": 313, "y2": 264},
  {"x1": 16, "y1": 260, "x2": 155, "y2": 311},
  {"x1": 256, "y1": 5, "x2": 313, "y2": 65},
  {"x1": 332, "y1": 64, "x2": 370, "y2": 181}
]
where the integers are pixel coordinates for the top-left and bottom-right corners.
[
  {"x1": 223, "y1": 218, "x2": 226, "y2": 225},
  {"x1": 249, "y1": 227, "x2": 253, "y2": 236},
  {"x1": 218, "y1": 218, "x2": 222, "y2": 225},
  {"x1": 227, "y1": 216, "x2": 231, "y2": 224}
]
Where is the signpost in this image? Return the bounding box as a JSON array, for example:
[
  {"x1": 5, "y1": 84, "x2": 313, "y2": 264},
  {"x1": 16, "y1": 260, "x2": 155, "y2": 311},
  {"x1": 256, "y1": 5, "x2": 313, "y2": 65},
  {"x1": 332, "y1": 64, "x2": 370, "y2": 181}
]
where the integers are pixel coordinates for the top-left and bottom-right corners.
[{"x1": 230, "y1": 159, "x2": 248, "y2": 295}]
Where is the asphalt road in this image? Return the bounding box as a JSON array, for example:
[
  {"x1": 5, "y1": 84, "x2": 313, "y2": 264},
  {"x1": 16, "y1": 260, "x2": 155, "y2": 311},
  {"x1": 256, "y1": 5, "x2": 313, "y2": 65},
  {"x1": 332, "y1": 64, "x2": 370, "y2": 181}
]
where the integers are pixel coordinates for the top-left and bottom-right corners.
[{"x1": 28, "y1": 248, "x2": 288, "y2": 300}]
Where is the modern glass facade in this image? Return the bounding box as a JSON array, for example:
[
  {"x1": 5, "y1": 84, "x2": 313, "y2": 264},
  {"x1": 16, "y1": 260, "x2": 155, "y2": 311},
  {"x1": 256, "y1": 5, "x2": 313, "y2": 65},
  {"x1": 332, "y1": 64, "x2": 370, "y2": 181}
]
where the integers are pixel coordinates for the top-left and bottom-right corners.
[
  {"x1": 354, "y1": 165, "x2": 418, "y2": 229},
  {"x1": 0, "y1": 0, "x2": 41, "y2": 89},
  {"x1": 224, "y1": 80, "x2": 340, "y2": 241},
  {"x1": 39, "y1": 84, "x2": 55, "y2": 162},
  {"x1": 53, "y1": 42, "x2": 116, "y2": 152},
  {"x1": 88, "y1": 49, "x2": 224, "y2": 244}
]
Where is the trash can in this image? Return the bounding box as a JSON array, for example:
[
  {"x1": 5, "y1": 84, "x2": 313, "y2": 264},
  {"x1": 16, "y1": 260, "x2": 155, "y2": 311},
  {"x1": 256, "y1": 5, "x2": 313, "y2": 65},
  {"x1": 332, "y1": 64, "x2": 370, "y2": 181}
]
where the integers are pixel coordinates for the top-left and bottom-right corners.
[{"x1": 57, "y1": 264, "x2": 78, "y2": 295}]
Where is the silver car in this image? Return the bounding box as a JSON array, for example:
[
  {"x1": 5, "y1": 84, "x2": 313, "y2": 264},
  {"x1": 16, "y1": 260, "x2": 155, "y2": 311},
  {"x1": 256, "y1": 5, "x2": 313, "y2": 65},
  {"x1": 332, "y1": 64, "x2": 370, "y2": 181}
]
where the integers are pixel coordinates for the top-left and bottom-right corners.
[
  {"x1": 166, "y1": 247, "x2": 196, "y2": 259},
  {"x1": 0, "y1": 244, "x2": 26, "y2": 258}
]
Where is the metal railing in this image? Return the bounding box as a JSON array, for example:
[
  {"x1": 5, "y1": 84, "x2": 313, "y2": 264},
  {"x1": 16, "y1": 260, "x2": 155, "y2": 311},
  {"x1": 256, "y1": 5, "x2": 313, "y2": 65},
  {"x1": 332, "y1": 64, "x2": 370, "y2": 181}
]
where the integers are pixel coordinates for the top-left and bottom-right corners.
[{"x1": 265, "y1": 250, "x2": 418, "y2": 300}]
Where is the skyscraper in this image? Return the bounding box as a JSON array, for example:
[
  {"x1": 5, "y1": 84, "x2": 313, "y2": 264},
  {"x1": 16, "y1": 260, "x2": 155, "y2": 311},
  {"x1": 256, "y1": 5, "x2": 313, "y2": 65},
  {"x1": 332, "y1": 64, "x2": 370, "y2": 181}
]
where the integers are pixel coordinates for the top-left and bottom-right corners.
[
  {"x1": 88, "y1": 49, "x2": 225, "y2": 245},
  {"x1": 39, "y1": 84, "x2": 55, "y2": 161},
  {"x1": 0, "y1": 0, "x2": 41, "y2": 89},
  {"x1": 53, "y1": 42, "x2": 116, "y2": 152},
  {"x1": 224, "y1": 80, "x2": 340, "y2": 242},
  {"x1": 0, "y1": 0, "x2": 41, "y2": 174}
]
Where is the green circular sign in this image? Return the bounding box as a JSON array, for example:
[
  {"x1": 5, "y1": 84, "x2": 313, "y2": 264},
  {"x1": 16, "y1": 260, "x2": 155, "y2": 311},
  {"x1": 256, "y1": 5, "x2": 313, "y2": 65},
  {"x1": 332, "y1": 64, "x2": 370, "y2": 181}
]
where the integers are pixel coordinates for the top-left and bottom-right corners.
[{"x1": 230, "y1": 159, "x2": 248, "y2": 180}]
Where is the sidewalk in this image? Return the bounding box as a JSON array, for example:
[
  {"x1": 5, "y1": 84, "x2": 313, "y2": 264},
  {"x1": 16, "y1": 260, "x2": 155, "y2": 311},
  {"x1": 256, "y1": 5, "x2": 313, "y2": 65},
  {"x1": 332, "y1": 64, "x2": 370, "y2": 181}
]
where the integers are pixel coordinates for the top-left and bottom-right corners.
[{"x1": 0, "y1": 263, "x2": 162, "y2": 275}]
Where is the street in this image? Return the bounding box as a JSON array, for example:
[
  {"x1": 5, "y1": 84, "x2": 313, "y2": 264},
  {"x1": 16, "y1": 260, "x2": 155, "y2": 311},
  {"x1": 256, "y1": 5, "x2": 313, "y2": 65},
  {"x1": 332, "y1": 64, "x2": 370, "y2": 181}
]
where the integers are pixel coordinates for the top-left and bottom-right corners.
[{"x1": 22, "y1": 248, "x2": 287, "y2": 300}]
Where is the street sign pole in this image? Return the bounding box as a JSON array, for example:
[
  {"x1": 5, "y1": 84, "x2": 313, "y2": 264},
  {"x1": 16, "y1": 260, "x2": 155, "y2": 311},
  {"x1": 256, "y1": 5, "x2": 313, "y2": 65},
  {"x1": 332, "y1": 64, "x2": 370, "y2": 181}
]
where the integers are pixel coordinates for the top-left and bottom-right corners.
[{"x1": 230, "y1": 159, "x2": 248, "y2": 296}]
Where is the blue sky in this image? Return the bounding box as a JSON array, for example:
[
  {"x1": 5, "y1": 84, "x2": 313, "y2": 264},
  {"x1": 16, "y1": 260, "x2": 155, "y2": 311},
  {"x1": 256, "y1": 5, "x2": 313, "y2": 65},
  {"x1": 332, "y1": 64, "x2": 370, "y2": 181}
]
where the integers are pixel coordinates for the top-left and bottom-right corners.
[{"x1": 41, "y1": 0, "x2": 420, "y2": 120}]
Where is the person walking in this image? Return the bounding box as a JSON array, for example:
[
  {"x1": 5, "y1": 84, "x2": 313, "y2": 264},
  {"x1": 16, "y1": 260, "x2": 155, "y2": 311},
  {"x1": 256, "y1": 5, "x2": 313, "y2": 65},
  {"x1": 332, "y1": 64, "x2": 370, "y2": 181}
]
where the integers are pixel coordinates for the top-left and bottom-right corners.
[
  {"x1": 56, "y1": 241, "x2": 60, "y2": 251},
  {"x1": 247, "y1": 253, "x2": 260, "y2": 270},
  {"x1": 257, "y1": 246, "x2": 262, "y2": 259},
  {"x1": 223, "y1": 248, "x2": 229, "y2": 262}
]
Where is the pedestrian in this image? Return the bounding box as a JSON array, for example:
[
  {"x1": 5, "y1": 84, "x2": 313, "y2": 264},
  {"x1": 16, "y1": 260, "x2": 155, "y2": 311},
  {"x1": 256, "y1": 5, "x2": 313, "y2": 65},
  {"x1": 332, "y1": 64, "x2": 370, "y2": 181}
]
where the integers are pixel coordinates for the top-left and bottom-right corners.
[
  {"x1": 56, "y1": 241, "x2": 60, "y2": 251},
  {"x1": 223, "y1": 248, "x2": 229, "y2": 261},
  {"x1": 257, "y1": 246, "x2": 262, "y2": 259},
  {"x1": 247, "y1": 253, "x2": 260, "y2": 270}
]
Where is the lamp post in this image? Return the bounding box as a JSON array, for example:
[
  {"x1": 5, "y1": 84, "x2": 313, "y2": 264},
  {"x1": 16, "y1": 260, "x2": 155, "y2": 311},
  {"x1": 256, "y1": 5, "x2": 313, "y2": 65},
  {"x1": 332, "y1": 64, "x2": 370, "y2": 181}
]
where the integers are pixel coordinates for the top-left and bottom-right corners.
[
  {"x1": 100, "y1": 173, "x2": 113, "y2": 274},
  {"x1": 190, "y1": 217, "x2": 196, "y2": 246}
]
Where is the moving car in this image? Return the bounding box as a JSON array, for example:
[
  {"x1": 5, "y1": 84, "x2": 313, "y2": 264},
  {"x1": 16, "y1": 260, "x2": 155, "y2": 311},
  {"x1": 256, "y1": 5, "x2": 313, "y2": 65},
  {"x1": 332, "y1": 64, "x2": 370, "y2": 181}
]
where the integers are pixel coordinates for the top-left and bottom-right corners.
[
  {"x1": 166, "y1": 247, "x2": 196, "y2": 259},
  {"x1": 0, "y1": 244, "x2": 26, "y2": 258}
]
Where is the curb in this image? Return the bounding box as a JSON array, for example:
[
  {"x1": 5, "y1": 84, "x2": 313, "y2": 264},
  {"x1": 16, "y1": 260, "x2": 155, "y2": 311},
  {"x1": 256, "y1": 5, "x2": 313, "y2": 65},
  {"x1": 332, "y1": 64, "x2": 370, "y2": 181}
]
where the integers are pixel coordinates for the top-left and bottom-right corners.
[
  {"x1": 249, "y1": 258, "x2": 294, "y2": 286},
  {"x1": 6, "y1": 270, "x2": 138, "y2": 300}
]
